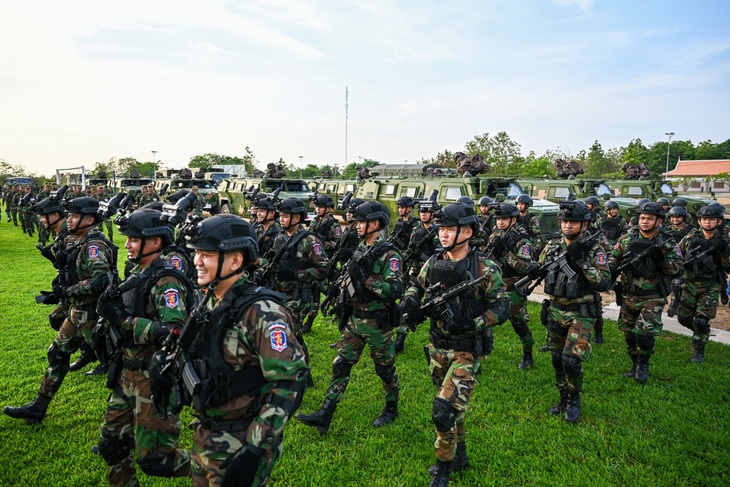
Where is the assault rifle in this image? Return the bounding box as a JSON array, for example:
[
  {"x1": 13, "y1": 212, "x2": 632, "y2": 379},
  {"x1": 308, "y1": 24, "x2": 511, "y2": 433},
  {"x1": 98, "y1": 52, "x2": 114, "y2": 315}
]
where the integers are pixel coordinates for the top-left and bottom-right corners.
[
  {"x1": 338, "y1": 191, "x2": 353, "y2": 211},
  {"x1": 611, "y1": 234, "x2": 669, "y2": 306},
  {"x1": 668, "y1": 239, "x2": 729, "y2": 316},
  {"x1": 257, "y1": 232, "x2": 295, "y2": 286},
  {"x1": 417, "y1": 272, "x2": 489, "y2": 326}
]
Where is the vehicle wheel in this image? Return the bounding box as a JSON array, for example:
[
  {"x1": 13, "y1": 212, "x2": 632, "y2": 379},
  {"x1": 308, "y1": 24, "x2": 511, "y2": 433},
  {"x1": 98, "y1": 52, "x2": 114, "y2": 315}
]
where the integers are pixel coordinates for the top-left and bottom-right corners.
[{"x1": 220, "y1": 203, "x2": 231, "y2": 214}]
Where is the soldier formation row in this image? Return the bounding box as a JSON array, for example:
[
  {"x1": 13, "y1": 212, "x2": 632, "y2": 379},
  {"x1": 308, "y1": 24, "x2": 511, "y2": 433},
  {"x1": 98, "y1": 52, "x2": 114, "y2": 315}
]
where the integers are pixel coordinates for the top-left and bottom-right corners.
[{"x1": 2, "y1": 186, "x2": 730, "y2": 487}]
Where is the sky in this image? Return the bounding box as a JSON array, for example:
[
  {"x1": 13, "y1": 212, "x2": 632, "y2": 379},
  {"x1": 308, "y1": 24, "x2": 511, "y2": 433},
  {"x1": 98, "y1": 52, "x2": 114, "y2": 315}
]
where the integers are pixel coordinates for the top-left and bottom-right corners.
[{"x1": 1, "y1": 0, "x2": 728, "y2": 176}]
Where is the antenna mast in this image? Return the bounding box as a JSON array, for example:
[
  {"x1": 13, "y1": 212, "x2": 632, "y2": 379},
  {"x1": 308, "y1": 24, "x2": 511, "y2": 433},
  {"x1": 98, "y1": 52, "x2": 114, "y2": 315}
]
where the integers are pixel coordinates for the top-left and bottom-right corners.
[{"x1": 345, "y1": 87, "x2": 348, "y2": 167}]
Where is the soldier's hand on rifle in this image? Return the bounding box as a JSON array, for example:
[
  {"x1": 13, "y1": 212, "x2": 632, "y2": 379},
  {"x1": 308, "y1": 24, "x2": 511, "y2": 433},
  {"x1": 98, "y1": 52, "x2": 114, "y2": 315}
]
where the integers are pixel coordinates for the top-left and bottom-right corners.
[
  {"x1": 566, "y1": 240, "x2": 588, "y2": 265},
  {"x1": 52, "y1": 284, "x2": 70, "y2": 299},
  {"x1": 338, "y1": 248, "x2": 354, "y2": 263},
  {"x1": 710, "y1": 238, "x2": 730, "y2": 255},
  {"x1": 347, "y1": 260, "x2": 367, "y2": 283},
  {"x1": 97, "y1": 296, "x2": 130, "y2": 329},
  {"x1": 400, "y1": 295, "x2": 422, "y2": 331},
  {"x1": 148, "y1": 350, "x2": 173, "y2": 418},
  {"x1": 35, "y1": 290, "x2": 59, "y2": 305},
  {"x1": 491, "y1": 236, "x2": 508, "y2": 256},
  {"x1": 151, "y1": 322, "x2": 181, "y2": 348},
  {"x1": 275, "y1": 268, "x2": 297, "y2": 281},
  {"x1": 221, "y1": 444, "x2": 263, "y2": 487},
  {"x1": 647, "y1": 244, "x2": 666, "y2": 264},
  {"x1": 526, "y1": 263, "x2": 542, "y2": 281}
]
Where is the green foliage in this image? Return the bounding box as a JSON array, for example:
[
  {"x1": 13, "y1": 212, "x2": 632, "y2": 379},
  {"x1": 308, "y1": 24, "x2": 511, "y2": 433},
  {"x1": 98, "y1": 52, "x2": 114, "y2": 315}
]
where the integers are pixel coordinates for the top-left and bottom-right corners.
[
  {"x1": 512, "y1": 151, "x2": 556, "y2": 177},
  {"x1": 464, "y1": 131, "x2": 522, "y2": 175},
  {"x1": 341, "y1": 158, "x2": 380, "y2": 179},
  {"x1": 188, "y1": 147, "x2": 258, "y2": 175}
]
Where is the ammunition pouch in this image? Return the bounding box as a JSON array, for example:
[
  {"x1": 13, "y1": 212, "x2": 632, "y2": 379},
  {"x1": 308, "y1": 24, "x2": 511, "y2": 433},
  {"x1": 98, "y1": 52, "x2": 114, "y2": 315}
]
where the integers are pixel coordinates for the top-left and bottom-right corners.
[
  {"x1": 48, "y1": 303, "x2": 69, "y2": 331},
  {"x1": 191, "y1": 360, "x2": 268, "y2": 412},
  {"x1": 105, "y1": 354, "x2": 123, "y2": 390}
]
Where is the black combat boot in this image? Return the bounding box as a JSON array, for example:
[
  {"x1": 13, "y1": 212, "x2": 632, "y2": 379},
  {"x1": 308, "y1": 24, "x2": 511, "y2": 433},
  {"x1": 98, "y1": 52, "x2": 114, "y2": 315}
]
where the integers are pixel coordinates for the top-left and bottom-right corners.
[
  {"x1": 623, "y1": 354, "x2": 637, "y2": 378},
  {"x1": 548, "y1": 387, "x2": 569, "y2": 415},
  {"x1": 429, "y1": 460, "x2": 452, "y2": 487},
  {"x1": 69, "y1": 344, "x2": 98, "y2": 372},
  {"x1": 372, "y1": 400, "x2": 398, "y2": 427},
  {"x1": 594, "y1": 318, "x2": 604, "y2": 344},
  {"x1": 518, "y1": 351, "x2": 534, "y2": 370},
  {"x1": 394, "y1": 332, "x2": 407, "y2": 353},
  {"x1": 635, "y1": 355, "x2": 650, "y2": 384},
  {"x1": 690, "y1": 343, "x2": 706, "y2": 363},
  {"x1": 3, "y1": 393, "x2": 52, "y2": 424},
  {"x1": 296, "y1": 399, "x2": 337, "y2": 433},
  {"x1": 84, "y1": 362, "x2": 110, "y2": 376},
  {"x1": 564, "y1": 390, "x2": 581, "y2": 424},
  {"x1": 429, "y1": 442, "x2": 469, "y2": 475}
]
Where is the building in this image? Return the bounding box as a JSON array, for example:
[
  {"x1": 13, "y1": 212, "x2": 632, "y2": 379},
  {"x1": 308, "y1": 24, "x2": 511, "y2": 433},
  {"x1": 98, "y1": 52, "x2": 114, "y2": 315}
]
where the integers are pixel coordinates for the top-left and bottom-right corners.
[{"x1": 664, "y1": 159, "x2": 730, "y2": 194}]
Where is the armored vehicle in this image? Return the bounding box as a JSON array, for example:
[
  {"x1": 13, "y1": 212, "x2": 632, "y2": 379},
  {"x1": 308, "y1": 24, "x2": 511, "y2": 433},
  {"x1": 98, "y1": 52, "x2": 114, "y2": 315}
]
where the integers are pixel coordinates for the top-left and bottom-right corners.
[
  {"x1": 606, "y1": 179, "x2": 712, "y2": 217},
  {"x1": 217, "y1": 177, "x2": 315, "y2": 221},
  {"x1": 112, "y1": 176, "x2": 153, "y2": 198}
]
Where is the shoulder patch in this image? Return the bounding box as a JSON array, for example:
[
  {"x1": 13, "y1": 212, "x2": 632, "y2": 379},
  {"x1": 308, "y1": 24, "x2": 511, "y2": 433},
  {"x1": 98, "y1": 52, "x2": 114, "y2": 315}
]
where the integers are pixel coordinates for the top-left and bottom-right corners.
[
  {"x1": 312, "y1": 243, "x2": 323, "y2": 256},
  {"x1": 164, "y1": 288, "x2": 180, "y2": 309},
  {"x1": 389, "y1": 257, "x2": 400, "y2": 271},
  {"x1": 170, "y1": 256, "x2": 183, "y2": 271},
  {"x1": 519, "y1": 243, "x2": 531, "y2": 257},
  {"x1": 268, "y1": 323, "x2": 288, "y2": 352},
  {"x1": 595, "y1": 251, "x2": 606, "y2": 266},
  {"x1": 333, "y1": 225, "x2": 342, "y2": 237},
  {"x1": 88, "y1": 245, "x2": 99, "y2": 259},
  {"x1": 674, "y1": 244, "x2": 682, "y2": 257}
]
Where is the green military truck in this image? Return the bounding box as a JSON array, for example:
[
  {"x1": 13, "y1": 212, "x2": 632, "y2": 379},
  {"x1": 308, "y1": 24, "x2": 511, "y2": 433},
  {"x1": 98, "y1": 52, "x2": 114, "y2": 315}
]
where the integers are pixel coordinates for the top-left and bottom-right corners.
[
  {"x1": 217, "y1": 177, "x2": 316, "y2": 221},
  {"x1": 154, "y1": 170, "x2": 219, "y2": 214},
  {"x1": 606, "y1": 179, "x2": 712, "y2": 217},
  {"x1": 112, "y1": 176, "x2": 153, "y2": 198}
]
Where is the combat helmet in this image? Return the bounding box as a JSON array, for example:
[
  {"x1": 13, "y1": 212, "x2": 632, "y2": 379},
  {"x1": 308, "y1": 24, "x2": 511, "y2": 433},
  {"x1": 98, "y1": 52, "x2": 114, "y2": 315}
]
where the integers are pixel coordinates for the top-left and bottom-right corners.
[
  {"x1": 396, "y1": 196, "x2": 415, "y2": 207},
  {"x1": 656, "y1": 197, "x2": 671, "y2": 207},
  {"x1": 636, "y1": 202, "x2": 665, "y2": 218},
  {"x1": 278, "y1": 197, "x2": 309, "y2": 216},
  {"x1": 33, "y1": 196, "x2": 65, "y2": 217},
  {"x1": 435, "y1": 203, "x2": 479, "y2": 231},
  {"x1": 697, "y1": 205, "x2": 724, "y2": 219},
  {"x1": 604, "y1": 200, "x2": 619, "y2": 211},
  {"x1": 351, "y1": 201, "x2": 390, "y2": 228},
  {"x1": 667, "y1": 206, "x2": 687, "y2": 220},
  {"x1": 585, "y1": 196, "x2": 600, "y2": 207},
  {"x1": 118, "y1": 209, "x2": 174, "y2": 246},
  {"x1": 186, "y1": 214, "x2": 259, "y2": 264},
  {"x1": 672, "y1": 197, "x2": 688, "y2": 208},
  {"x1": 313, "y1": 194, "x2": 335, "y2": 208},
  {"x1": 557, "y1": 201, "x2": 591, "y2": 221},
  {"x1": 493, "y1": 203, "x2": 520, "y2": 218},
  {"x1": 516, "y1": 194, "x2": 533, "y2": 207},
  {"x1": 478, "y1": 196, "x2": 493, "y2": 206}
]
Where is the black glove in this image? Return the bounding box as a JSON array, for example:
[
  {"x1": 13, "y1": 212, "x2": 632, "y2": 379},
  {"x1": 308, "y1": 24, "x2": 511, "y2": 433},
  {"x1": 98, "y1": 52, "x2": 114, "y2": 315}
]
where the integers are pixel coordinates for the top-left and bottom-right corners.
[
  {"x1": 275, "y1": 268, "x2": 298, "y2": 281},
  {"x1": 96, "y1": 296, "x2": 130, "y2": 329},
  {"x1": 347, "y1": 260, "x2": 367, "y2": 283},
  {"x1": 490, "y1": 236, "x2": 508, "y2": 256},
  {"x1": 566, "y1": 240, "x2": 588, "y2": 265},
  {"x1": 151, "y1": 322, "x2": 181, "y2": 348},
  {"x1": 53, "y1": 284, "x2": 70, "y2": 299},
  {"x1": 400, "y1": 296, "x2": 423, "y2": 331},
  {"x1": 148, "y1": 350, "x2": 173, "y2": 418},
  {"x1": 338, "y1": 248, "x2": 354, "y2": 263},
  {"x1": 525, "y1": 263, "x2": 542, "y2": 281},
  {"x1": 711, "y1": 238, "x2": 730, "y2": 255},
  {"x1": 220, "y1": 445, "x2": 263, "y2": 487},
  {"x1": 35, "y1": 291, "x2": 60, "y2": 305},
  {"x1": 647, "y1": 244, "x2": 666, "y2": 264},
  {"x1": 444, "y1": 320, "x2": 476, "y2": 335}
]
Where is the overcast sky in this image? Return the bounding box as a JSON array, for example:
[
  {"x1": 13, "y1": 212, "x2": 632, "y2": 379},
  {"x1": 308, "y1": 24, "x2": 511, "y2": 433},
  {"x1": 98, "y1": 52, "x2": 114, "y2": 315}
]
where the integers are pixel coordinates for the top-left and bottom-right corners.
[{"x1": 1, "y1": 0, "x2": 728, "y2": 176}]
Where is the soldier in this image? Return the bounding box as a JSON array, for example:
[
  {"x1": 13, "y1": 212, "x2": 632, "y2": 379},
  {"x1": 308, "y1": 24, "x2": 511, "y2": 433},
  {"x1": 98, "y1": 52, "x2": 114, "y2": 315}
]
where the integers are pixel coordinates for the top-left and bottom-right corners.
[
  {"x1": 515, "y1": 194, "x2": 541, "y2": 243},
  {"x1": 629, "y1": 198, "x2": 651, "y2": 228},
  {"x1": 672, "y1": 197, "x2": 695, "y2": 227},
  {"x1": 656, "y1": 197, "x2": 671, "y2": 214},
  {"x1": 138, "y1": 185, "x2": 153, "y2": 208},
  {"x1": 266, "y1": 198, "x2": 330, "y2": 385},
  {"x1": 255, "y1": 196, "x2": 282, "y2": 258},
  {"x1": 534, "y1": 201, "x2": 611, "y2": 423},
  {"x1": 95, "y1": 209, "x2": 193, "y2": 485},
  {"x1": 485, "y1": 203, "x2": 535, "y2": 369},
  {"x1": 400, "y1": 203, "x2": 509, "y2": 486},
  {"x1": 19, "y1": 185, "x2": 36, "y2": 236},
  {"x1": 4, "y1": 197, "x2": 114, "y2": 424},
  {"x1": 390, "y1": 196, "x2": 420, "y2": 252},
  {"x1": 585, "y1": 196, "x2": 603, "y2": 226},
  {"x1": 9, "y1": 184, "x2": 21, "y2": 226},
  {"x1": 675, "y1": 205, "x2": 730, "y2": 363},
  {"x1": 95, "y1": 184, "x2": 115, "y2": 241},
  {"x1": 150, "y1": 214, "x2": 307, "y2": 486},
  {"x1": 35, "y1": 184, "x2": 52, "y2": 245},
  {"x1": 598, "y1": 201, "x2": 628, "y2": 247},
  {"x1": 665, "y1": 206, "x2": 694, "y2": 244},
  {"x1": 297, "y1": 201, "x2": 403, "y2": 434},
  {"x1": 203, "y1": 186, "x2": 219, "y2": 215},
  {"x1": 609, "y1": 202, "x2": 682, "y2": 383},
  {"x1": 471, "y1": 196, "x2": 494, "y2": 249}
]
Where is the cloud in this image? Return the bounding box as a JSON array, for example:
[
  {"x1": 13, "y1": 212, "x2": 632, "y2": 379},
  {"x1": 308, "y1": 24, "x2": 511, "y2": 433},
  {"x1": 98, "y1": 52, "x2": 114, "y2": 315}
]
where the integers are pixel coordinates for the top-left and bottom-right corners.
[{"x1": 552, "y1": 0, "x2": 595, "y2": 12}]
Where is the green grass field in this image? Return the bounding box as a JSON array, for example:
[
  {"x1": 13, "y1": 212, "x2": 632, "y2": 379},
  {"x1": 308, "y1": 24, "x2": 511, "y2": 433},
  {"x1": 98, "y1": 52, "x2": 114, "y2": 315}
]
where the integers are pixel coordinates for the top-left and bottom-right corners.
[{"x1": 0, "y1": 221, "x2": 728, "y2": 486}]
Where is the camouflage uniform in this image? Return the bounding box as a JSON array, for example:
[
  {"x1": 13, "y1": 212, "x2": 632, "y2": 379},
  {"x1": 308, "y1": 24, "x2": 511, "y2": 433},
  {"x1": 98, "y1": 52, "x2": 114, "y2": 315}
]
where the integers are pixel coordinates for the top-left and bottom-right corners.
[
  {"x1": 666, "y1": 221, "x2": 694, "y2": 245},
  {"x1": 609, "y1": 228, "x2": 682, "y2": 378},
  {"x1": 486, "y1": 225, "x2": 535, "y2": 367},
  {"x1": 96, "y1": 187, "x2": 115, "y2": 240},
  {"x1": 406, "y1": 249, "x2": 507, "y2": 468},
  {"x1": 256, "y1": 221, "x2": 282, "y2": 259},
  {"x1": 598, "y1": 214, "x2": 628, "y2": 247},
  {"x1": 9, "y1": 186, "x2": 20, "y2": 225},
  {"x1": 35, "y1": 187, "x2": 51, "y2": 245},
  {"x1": 187, "y1": 275, "x2": 307, "y2": 486},
  {"x1": 471, "y1": 213, "x2": 494, "y2": 250},
  {"x1": 203, "y1": 190, "x2": 218, "y2": 215},
  {"x1": 517, "y1": 212, "x2": 540, "y2": 242},
  {"x1": 676, "y1": 232, "x2": 730, "y2": 360},
  {"x1": 100, "y1": 258, "x2": 192, "y2": 486},
  {"x1": 305, "y1": 212, "x2": 341, "y2": 326}
]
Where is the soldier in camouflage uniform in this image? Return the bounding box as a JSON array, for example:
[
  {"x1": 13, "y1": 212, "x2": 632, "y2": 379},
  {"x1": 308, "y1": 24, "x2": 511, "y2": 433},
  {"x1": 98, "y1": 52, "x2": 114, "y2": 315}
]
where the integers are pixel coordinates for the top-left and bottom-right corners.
[
  {"x1": 297, "y1": 201, "x2": 403, "y2": 433},
  {"x1": 255, "y1": 196, "x2": 282, "y2": 258},
  {"x1": 137, "y1": 185, "x2": 154, "y2": 209},
  {"x1": 34, "y1": 184, "x2": 51, "y2": 245},
  {"x1": 485, "y1": 203, "x2": 536, "y2": 369},
  {"x1": 516, "y1": 194, "x2": 541, "y2": 244},
  {"x1": 390, "y1": 196, "x2": 420, "y2": 252},
  {"x1": 585, "y1": 196, "x2": 603, "y2": 226},
  {"x1": 609, "y1": 202, "x2": 683, "y2": 383},
  {"x1": 471, "y1": 196, "x2": 494, "y2": 250},
  {"x1": 19, "y1": 185, "x2": 36, "y2": 236},
  {"x1": 598, "y1": 200, "x2": 628, "y2": 247},
  {"x1": 9, "y1": 185, "x2": 21, "y2": 225},
  {"x1": 267, "y1": 198, "x2": 330, "y2": 384},
  {"x1": 532, "y1": 202, "x2": 611, "y2": 423},
  {"x1": 672, "y1": 197, "x2": 695, "y2": 227},
  {"x1": 675, "y1": 205, "x2": 730, "y2": 363},
  {"x1": 4, "y1": 197, "x2": 114, "y2": 424},
  {"x1": 95, "y1": 184, "x2": 115, "y2": 241},
  {"x1": 656, "y1": 197, "x2": 671, "y2": 215},
  {"x1": 665, "y1": 206, "x2": 694, "y2": 244},
  {"x1": 94, "y1": 209, "x2": 192, "y2": 485},
  {"x1": 401, "y1": 203, "x2": 509, "y2": 486},
  {"x1": 151, "y1": 215, "x2": 307, "y2": 486}
]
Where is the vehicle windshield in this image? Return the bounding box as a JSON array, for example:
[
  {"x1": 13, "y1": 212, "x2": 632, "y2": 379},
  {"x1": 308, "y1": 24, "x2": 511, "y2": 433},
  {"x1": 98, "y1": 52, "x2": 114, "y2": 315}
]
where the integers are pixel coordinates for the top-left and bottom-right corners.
[
  {"x1": 595, "y1": 183, "x2": 613, "y2": 196},
  {"x1": 121, "y1": 179, "x2": 152, "y2": 187},
  {"x1": 660, "y1": 183, "x2": 673, "y2": 195},
  {"x1": 174, "y1": 179, "x2": 213, "y2": 189}
]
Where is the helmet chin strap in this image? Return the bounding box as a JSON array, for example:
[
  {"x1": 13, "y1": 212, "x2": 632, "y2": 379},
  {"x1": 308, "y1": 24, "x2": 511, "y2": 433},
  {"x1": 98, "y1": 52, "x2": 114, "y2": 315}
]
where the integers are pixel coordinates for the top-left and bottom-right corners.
[
  {"x1": 282, "y1": 214, "x2": 301, "y2": 231},
  {"x1": 443, "y1": 227, "x2": 470, "y2": 252},
  {"x1": 359, "y1": 221, "x2": 380, "y2": 240},
  {"x1": 129, "y1": 238, "x2": 160, "y2": 263},
  {"x1": 73, "y1": 216, "x2": 98, "y2": 234},
  {"x1": 213, "y1": 251, "x2": 246, "y2": 283},
  {"x1": 45, "y1": 213, "x2": 63, "y2": 230}
]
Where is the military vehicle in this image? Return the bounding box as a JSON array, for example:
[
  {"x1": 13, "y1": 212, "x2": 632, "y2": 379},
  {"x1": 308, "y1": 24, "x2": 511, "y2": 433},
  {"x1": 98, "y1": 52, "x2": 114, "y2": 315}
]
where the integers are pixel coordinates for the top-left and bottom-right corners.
[
  {"x1": 112, "y1": 176, "x2": 153, "y2": 198},
  {"x1": 217, "y1": 177, "x2": 316, "y2": 221},
  {"x1": 3, "y1": 177, "x2": 34, "y2": 188},
  {"x1": 153, "y1": 169, "x2": 219, "y2": 213},
  {"x1": 606, "y1": 179, "x2": 712, "y2": 217}
]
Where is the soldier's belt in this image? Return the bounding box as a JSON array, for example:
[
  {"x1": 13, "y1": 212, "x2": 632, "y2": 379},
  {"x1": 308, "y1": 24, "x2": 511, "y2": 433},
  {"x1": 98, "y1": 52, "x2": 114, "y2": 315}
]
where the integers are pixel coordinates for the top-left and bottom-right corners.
[
  {"x1": 429, "y1": 330, "x2": 484, "y2": 353},
  {"x1": 623, "y1": 288, "x2": 662, "y2": 298},
  {"x1": 550, "y1": 301, "x2": 589, "y2": 313},
  {"x1": 352, "y1": 308, "x2": 388, "y2": 319},
  {"x1": 197, "y1": 416, "x2": 253, "y2": 432}
]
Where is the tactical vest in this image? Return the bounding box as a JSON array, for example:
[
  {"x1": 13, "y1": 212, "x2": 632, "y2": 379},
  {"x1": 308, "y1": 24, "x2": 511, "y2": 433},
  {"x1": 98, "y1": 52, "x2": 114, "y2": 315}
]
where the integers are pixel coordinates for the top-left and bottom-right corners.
[
  {"x1": 311, "y1": 215, "x2": 336, "y2": 241},
  {"x1": 517, "y1": 214, "x2": 537, "y2": 236},
  {"x1": 350, "y1": 240, "x2": 395, "y2": 304},
  {"x1": 409, "y1": 226, "x2": 436, "y2": 263},
  {"x1": 65, "y1": 230, "x2": 112, "y2": 285},
  {"x1": 601, "y1": 216, "x2": 622, "y2": 240},
  {"x1": 495, "y1": 227, "x2": 528, "y2": 279},
  {"x1": 121, "y1": 258, "x2": 195, "y2": 318},
  {"x1": 189, "y1": 283, "x2": 286, "y2": 412},
  {"x1": 258, "y1": 224, "x2": 281, "y2": 258},
  {"x1": 426, "y1": 250, "x2": 488, "y2": 327},
  {"x1": 279, "y1": 229, "x2": 313, "y2": 272},
  {"x1": 687, "y1": 235, "x2": 722, "y2": 275},
  {"x1": 543, "y1": 243, "x2": 592, "y2": 299},
  {"x1": 669, "y1": 225, "x2": 692, "y2": 246}
]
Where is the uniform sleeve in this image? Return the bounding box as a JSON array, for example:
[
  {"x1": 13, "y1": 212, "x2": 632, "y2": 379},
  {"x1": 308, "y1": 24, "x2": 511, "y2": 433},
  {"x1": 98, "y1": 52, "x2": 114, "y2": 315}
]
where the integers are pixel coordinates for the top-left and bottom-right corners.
[
  {"x1": 242, "y1": 300, "x2": 307, "y2": 452},
  {"x1": 404, "y1": 258, "x2": 431, "y2": 301},
  {"x1": 505, "y1": 237, "x2": 533, "y2": 275},
  {"x1": 364, "y1": 248, "x2": 404, "y2": 300},
  {"x1": 299, "y1": 235, "x2": 331, "y2": 282},
  {"x1": 584, "y1": 243, "x2": 612, "y2": 291},
  {"x1": 474, "y1": 257, "x2": 509, "y2": 328},
  {"x1": 69, "y1": 239, "x2": 113, "y2": 297},
  {"x1": 132, "y1": 278, "x2": 188, "y2": 345},
  {"x1": 660, "y1": 238, "x2": 683, "y2": 277}
]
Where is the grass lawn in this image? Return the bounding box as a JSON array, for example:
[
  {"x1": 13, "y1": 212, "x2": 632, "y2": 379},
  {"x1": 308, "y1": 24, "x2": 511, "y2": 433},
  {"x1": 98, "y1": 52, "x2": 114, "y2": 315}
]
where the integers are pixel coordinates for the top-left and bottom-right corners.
[{"x1": 0, "y1": 222, "x2": 728, "y2": 486}]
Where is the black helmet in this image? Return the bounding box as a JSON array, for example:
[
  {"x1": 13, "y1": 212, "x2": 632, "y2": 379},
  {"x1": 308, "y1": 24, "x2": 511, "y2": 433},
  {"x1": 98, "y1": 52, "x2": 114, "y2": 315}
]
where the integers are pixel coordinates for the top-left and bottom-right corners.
[
  {"x1": 457, "y1": 196, "x2": 474, "y2": 206},
  {"x1": 604, "y1": 200, "x2": 619, "y2": 211},
  {"x1": 478, "y1": 196, "x2": 493, "y2": 206},
  {"x1": 516, "y1": 194, "x2": 533, "y2": 207},
  {"x1": 347, "y1": 198, "x2": 365, "y2": 213},
  {"x1": 493, "y1": 203, "x2": 520, "y2": 218},
  {"x1": 435, "y1": 203, "x2": 479, "y2": 230},
  {"x1": 585, "y1": 196, "x2": 600, "y2": 207},
  {"x1": 396, "y1": 196, "x2": 415, "y2": 207},
  {"x1": 313, "y1": 195, "x2": 335, "y2": 208},
  {"x1": 256, "y1": 197, "x2": 278, "y2": 212},
  {"x1": 351, "y1": 201, "x2": 390, "y2": 227},
  {"x1": 32, "y1": 196, "x2": 65, "y2": 216},
  {"x1": 656, "y1": 197, "x2": 671, "y2": 206},
  {"x1": 558, "y1": 201, "x2": 591, "y2": 221},
  {"x1": 667, "y1": 206, "x2": 687, "y2": 219},
  {"x1": 672, "y1": 197, "x2": 688, "y2": 208},
  {"x1": 66, "y1": 197, "x2": 100, "y2": 218},
  {"x1": 118, "y1": 209, "x2": 174, "y2": 245},
  {"x1": 697, "y1": 205, "x2": 724, "y2": 219},
  {"x1": 186, "y1": 214, "x2": 259, "y2": 263},
  {"x1": 636, "y1": 198, "x2": 651, "y2": 207},
  {"x1": 636, "y1": 202, "x2": 665, "y2": 218},
  {"x1": 278, "y1": 197, "x2": 309, "y2": 216}
]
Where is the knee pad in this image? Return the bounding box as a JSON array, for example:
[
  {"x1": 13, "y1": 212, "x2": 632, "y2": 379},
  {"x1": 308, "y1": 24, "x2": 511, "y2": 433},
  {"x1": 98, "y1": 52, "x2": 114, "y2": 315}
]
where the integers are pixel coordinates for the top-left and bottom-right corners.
[
  {"x1": 550, "y1": 351, "x2": 563, "y2": 371},
  {"x1": 138, "y1": 453, "x2": 175, "y2": 478},
  {"x1": 332, "y1": 356, "x2": 355, "y2": 380},
  {"x1": 693, "y1": 316, "x2": 710, "y2": 335},
  {"x1": 432, "y1": 397, "x2": 455, "y2": 433},
  {"x1": 374, "y1": 363, "x2": 396, "y2": 383},
  {"x1": 635, "y1": 334, "x2": 655, "y2": 352},
  {"x1": 97, "y1": 434, "x2": 134, "y2": 466},
  {"x1": 47, "y1": 343, "x2": 71, "y2": 367},
  {"x1": 678, "y1": 317, "x2": 693, "y2": 330},
  {"x1": 624, "y1": 332, "x2": 637, "y2": 349},
  {"x1": 561, "y1": 356, "x2": 582, "y2": 377}
]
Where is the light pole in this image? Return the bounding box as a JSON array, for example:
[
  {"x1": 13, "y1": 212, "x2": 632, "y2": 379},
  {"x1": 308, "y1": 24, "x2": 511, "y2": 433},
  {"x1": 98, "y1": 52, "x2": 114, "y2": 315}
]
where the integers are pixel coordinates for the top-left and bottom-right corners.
[
  {"x1": 152, "y1": 150, "x2": 157, "y2": 163},
  {"x1": 298, "y1": 155, "x2": 303, "y2": 179},
  {"x1": 664, "y1": 132, "x2": 674, "y2": 180}
]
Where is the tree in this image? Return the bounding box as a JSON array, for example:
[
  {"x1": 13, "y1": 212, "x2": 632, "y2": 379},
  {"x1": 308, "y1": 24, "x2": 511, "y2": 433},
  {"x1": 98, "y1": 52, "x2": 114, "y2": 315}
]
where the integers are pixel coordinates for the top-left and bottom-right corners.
[
  {"x1": 464, "y1": 131, "x2": 522, "y2": 175},
  {"x1": 341, "y1": 158, "x2": 379, "y2": 179},
  {"x1": 585, "y1": 141, "x2": 609, "y2": 178},
  {"x1": 512, "y1": 151, "x2": 556, "y2": 177}
]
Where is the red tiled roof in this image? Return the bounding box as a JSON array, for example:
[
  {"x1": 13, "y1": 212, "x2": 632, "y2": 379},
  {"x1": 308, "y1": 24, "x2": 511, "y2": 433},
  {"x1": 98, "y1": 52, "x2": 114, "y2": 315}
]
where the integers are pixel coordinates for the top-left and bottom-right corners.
[{"x1": 665, "y1": 159, "x2": 730, "y2": 177}]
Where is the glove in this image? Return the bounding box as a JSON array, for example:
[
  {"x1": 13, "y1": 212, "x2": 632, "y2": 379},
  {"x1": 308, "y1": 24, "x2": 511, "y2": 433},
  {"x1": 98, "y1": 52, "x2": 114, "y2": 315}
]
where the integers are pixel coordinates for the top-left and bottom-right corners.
[
  {"x1": 220, "y1": 445, "x2": 263, "y2": 487},
  {"x1": 35, "y1": 291, "x2": 60, "y2": 305},
  {"x1": 711, "y1": 238, "x2": 730, "y2": 255},
  {"x1": 444, "y1": 320, "x2": 476, "y2": 335},
  {"x1": 275, "y1": 268, "x2": 298, "y2": 281},
  {"x1": 525, "y1": 263, "x2": 542, "y2": 281},
  {"x1": 151, "y1": 322, "x2": 181, "y2": 348},
  {"x1": 347, "y1": 260, "x2": 367, "y2": 283},
  {"x1": 490, "y1": 236, "x2": 508, "y2": 256},
  {"x1": 96, "y1": 296, "x2": 130, "y2": 329},
  {"x1": 647, "y1": 244, "x2": 666, "y2": 264},
  {"x1": 338, "y1": 248, "x2": 354, "y2": 263},
  {"x1": 52, "y1": 284, "x2": 70, "y2": 299},
  {"x1": 400, "y1": 295, "x2": 423, "y2": 331},
  {"x1": 566, "y1": 240, "x2": 587, "y2": 265},
  {"x1": 148, "y1": 350, "x2": 173, "y2": 418}
]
